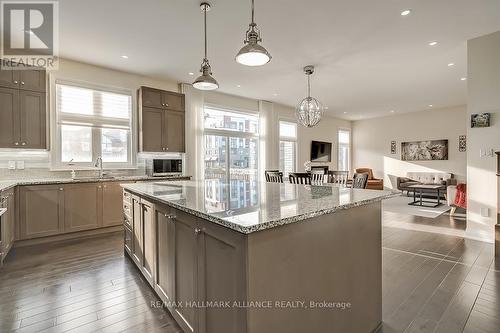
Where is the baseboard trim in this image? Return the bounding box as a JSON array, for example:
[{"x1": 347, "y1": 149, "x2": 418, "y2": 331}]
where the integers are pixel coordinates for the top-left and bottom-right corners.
[{"x1": 13, "y1": 226, "x2": 123, "y2": 248}]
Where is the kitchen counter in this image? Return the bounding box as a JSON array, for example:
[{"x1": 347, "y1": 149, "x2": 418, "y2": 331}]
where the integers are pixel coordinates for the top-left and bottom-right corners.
[
  {"x1": 0, "y1": 175, "x2": 191, "y2": 192},
  {"x1": 122, "y1": 180, "x2": 398, "y2": 234}
]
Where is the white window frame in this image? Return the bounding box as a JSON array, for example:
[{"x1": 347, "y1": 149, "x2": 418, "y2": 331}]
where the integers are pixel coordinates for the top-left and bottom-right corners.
[
  {"x1": 337, "y1": 128, "x2": 351, "y2": 172},
  {"x1": 49, "y1": 77, "x2": 136, "y2": 170},
  {"x1": 203, "y1": 104, "x2": 260, "y2": 182},
  {"x1": 278, "y1": 119, "x2": 298, "y2": 177}
]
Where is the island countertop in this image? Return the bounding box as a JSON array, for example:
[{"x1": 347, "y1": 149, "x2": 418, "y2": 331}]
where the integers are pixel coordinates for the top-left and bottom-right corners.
[{"x1": 122, "y1": 180, "x2": 398, "y2": 234}]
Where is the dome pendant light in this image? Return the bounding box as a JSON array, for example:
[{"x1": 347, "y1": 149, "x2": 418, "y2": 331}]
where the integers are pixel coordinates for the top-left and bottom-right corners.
[
  {"x1": 296, "y1": 65, "x2": 324, "y2": 128},
  {"x1": 193, "y1": 3, "x2": 219, "y2": 90},
  {"x1": 235, "y1": 0, "x2": 271, "y2": 66}
]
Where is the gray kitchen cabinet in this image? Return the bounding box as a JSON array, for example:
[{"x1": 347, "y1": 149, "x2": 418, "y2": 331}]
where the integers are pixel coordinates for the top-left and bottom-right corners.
[
  {"x1": 19, "y1": 90, "x2": 46, "y2": 149},
  {"x1": 141, "y1": 199, "x2": 156, "y2": 286},
  {"x1": 0, "y1": 67, "x2": 46, "y2": 149},
  {"x1": 1, "y1": 188, "x2": 16, "y2": 262},
  {"x1": 63, "y1": 183, "x2": 101, "y2": 233},
  {"x1": 138, "y1": 86, "x2": 185, "y2": 153},
  {"x1": 154, "y1": 204, "x2": 176, "y2": 304},
  {"x1": 131, "y1": 194, "x2": 143, "y2": 266},
  {"x1": 0, "y1": 87, "x2": 19, "y2": 148},
  {"x1": 103, "y1": 182, "x2": 128, "y2": 227},
  {"x1": 19, "y1": 185, "x2": 64, "y2": 239}
]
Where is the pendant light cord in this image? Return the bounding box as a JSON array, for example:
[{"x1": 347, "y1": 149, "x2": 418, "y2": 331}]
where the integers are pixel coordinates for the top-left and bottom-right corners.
[
  {"x1": 251, "y1": 0, "x2": 255, "y2": 24},
  {"x1": 204, "y1": 7, "x2": 208, "y2": 60},
  {"x1": 307, "y1": 74, "x2": 311, "y2": 98}
]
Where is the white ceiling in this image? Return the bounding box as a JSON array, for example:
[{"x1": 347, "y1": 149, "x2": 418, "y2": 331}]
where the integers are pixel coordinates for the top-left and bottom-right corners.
[{"x1": 58, "y1": 0, "x2": 500, "y2": 120}]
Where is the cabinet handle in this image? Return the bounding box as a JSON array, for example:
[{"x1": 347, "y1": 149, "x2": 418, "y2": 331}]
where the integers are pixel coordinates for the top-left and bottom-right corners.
[
  {"x1": 59, "y1": 188, "x2": 63, "y2": 191},
  {"x1": 14, "y1": 142, "x2": 19, "y2": 146},
  {"x1": 165, "y1": 103, "x2": 169, "y2": 107},
  {"x1": 194, "y1": 228, "x2": 202, "y2": 235},
  {"x1": 164, "y1": 214, "x2": 176, "y2": 220},
  {"x1": 162, "y1": 147, "x2": 165, "y2": 151},
  {"x1": 13, "y1": 80, "x2": 18, "y2": 84},
  {"x1": 21, "y1": 142, "x2": 26, "y2": 146},
  {"x1": 98, "y1": 185, "x2": 102, "y2": 189},
  {"x1": 20, "y1": 81, "x2": 25, "y2": 85}
]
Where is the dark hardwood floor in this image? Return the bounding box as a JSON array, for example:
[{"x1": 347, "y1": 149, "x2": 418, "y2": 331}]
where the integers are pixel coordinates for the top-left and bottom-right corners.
[{"x1": 0, "y1": 209, "x2": 498, "y2": 333}]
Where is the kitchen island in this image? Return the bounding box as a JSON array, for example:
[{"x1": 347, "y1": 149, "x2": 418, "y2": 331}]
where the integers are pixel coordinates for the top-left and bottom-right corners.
[{"x1": 122, "y1": 180, "x2": 397, "y2": 333}]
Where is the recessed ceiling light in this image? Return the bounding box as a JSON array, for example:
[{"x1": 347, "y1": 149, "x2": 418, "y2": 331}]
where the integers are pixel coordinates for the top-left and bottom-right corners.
[
  {"x1": 343, "y1": 111, "x2": 348, "y2": 114},
  {"x1": 428, "y1": 41, "x2": 438, "y2": 46},
  {"x1": 390, "y1": 110, "x2": 395, "y2": 113},
  {"x1": 188, "y1": 72, "x2": 194, "y2": 76},
  {"x1": 120, "y1": 55, "x2": 128, "y2": 59},
  {"x1": 236, "y1": 84, "x2": 241, "y2": 88},
  {"x1": 400, "y1": 9, "x2": 411, "y2": 16},
  {"x1": 273, "y1": 93, "x2": 278, "y2": 96},
  {"x1": 428, "y1": 104, "x2": 433, "y2": 108},
  {"x1": 461, "y1": 77, "x2": 467, "y2": 81},
  {"x1": 447, "y1": 63, "x2": 455, "y2": 67}
]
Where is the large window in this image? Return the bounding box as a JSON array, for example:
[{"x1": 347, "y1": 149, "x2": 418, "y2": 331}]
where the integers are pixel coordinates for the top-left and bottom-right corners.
[
  {"x1": 338, "y1": 129, "x2": 351, "y2": 172},
  {"x1": 279, "y1": 121, "x2": 297, "y2": 177},
  {"x1": 53, "y1": 83, "x2": 133, "y2": 169},
  {"x1": 203, "y1": 107, "x2": 259, "y2": 211}
]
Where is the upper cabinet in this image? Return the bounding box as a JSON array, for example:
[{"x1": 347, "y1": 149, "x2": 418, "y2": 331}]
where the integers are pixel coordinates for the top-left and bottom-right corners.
[
  {"x1": 0, "y1": 67, "x2": 47, "y2": 149},
  {"x1": 138, "y1": 86, "x2": 185, "y2": 153}
]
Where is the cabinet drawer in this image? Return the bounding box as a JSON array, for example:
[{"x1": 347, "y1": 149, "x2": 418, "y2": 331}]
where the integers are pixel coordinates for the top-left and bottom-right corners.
[
  {"x1": 124, "y1": 225, "x2": 132, "y2": 255},
  {"x1": 123, "y1": 190, "x2": 132, "y2": 204},
  {"x1": 123, "y1": 201, "x2": 132, "y2": 219},
  {"x1": 124, "y1": 212, "x2": 132, "y2": 229}
]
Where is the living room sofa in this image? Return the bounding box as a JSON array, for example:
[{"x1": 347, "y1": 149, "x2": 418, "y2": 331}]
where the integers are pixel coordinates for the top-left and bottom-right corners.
[{"x1": 397, "y1": 172, "x2": 457, "y2": 197}]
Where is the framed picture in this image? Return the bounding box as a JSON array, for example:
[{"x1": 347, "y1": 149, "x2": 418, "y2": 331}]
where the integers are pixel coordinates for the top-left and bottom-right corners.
[
  {"x1": 471, "y1": 113, "x2": 490, "y2": 128},
  {"x1": 390, "y1": 141, "x2": 397, "y2": 154},
  {"x1": 459, "y1": 135, "x2": 466, "y2": 152},
  {"x1": 401, "y1": 139, "x2": 448, "y2": 161}
]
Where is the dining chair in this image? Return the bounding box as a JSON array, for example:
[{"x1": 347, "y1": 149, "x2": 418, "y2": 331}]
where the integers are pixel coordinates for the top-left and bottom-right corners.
[
  {"x1": 310, "y1": 169, "x2": 326, "y2": 184},
  {"x1": 265, "y1": 170, "x2": 283, "y2": 183},
  {"x1": 327, "y1": 171, "x2": 349, "y2": 186},
  {"x1": 289, "y1": 172, "x2": 311, "y2": 185},
  {"x1": 352, "y1": 173, "x2": 369, "y2": 189}
]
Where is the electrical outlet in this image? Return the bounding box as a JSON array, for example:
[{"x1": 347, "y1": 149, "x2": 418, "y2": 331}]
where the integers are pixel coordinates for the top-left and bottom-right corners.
[
  {"x1": 8, "y1": 161, "x2": 16, "y2": 170},
  {"x1": 480, "y1": 207, "x2": 490, "y2": 217},
  {"x1": 16, "y1": 161, "x2": 25, "y2": 170}
]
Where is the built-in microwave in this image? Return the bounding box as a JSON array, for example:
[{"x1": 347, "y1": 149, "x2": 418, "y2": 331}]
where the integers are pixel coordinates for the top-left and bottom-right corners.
[{"x1": 146, "y1": 158, "x2": 183, "y2": 177}]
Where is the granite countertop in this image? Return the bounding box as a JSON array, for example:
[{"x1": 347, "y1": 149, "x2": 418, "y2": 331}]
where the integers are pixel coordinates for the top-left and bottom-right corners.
[
  {"x1": 0, "y1": 175, "x2": 190, "y2": 192},
  {"x1": 122, "y1": 180, "x2": 399, "y2": 234}
]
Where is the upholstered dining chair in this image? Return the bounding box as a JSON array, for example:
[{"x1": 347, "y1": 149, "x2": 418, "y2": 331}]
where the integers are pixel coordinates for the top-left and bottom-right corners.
[
  {"x1": 352, "y1": 173, "x2": 369, "y2": 189},
  {"x1": 265, "y1": 170, "x2": 283, "y2": 183},
  {"x1": 327, "y1": 171, "x2": 349, "y2": 186},
  {"x1": 289, "y1": 172, "x2": 311, "y2": 185}
]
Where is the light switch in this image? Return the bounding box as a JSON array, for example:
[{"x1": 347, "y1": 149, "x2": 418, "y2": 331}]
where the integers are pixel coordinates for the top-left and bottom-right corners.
[
  {"x1": 480, "y1": 207, "x2": 490, "y2": 217},
  {"x1": 16, "y1": 161, "x2": 25, "y2": 170},
  {"x1": 8, "y1": 161, "x2": 16, "y2": 170}
]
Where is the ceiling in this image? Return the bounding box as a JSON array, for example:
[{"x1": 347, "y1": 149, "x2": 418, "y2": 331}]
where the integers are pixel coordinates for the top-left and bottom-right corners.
[{"x1": 58, "y1": 0, "x2": 500, "y2": 120}]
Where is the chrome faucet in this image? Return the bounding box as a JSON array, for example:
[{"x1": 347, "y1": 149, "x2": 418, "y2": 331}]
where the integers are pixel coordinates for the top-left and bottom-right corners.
[{"x1": 94, "y1": 156, "x2": 103, "y2": 179}]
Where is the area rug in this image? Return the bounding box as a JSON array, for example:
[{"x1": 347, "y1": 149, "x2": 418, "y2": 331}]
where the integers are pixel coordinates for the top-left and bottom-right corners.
[{"x1": 382, "y1": 195, "x2": 451, "y2": 218}]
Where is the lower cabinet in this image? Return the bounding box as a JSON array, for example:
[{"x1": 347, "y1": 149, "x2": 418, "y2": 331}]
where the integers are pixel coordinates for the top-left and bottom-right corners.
[
  {"x1": 124, "y1": 191, "x2": 247, "y2": 333},
  {"x1": 131, "y1": 194, "x2": 142, "y2": 266},
  {"x1": 103, "y1": 182, "x2": 129, "y2": 227},
  {"x1": 63, "y1": 183, "x2": 101, "y2": 232},
  {"x1": 1, "y1": 188, "x2": 16, "y2": 261}
]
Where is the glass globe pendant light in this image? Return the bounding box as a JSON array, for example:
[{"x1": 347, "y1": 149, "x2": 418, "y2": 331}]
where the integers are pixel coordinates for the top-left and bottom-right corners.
[
  {"x1": 235, "y1": 0, "x2": 271, "y2": 66},
  {"x1": 193, "y1": 3, "x2": 219, "y2": 90},
  {"x1": 296, "y1": 65, "x2": 324, "y2": 127}
]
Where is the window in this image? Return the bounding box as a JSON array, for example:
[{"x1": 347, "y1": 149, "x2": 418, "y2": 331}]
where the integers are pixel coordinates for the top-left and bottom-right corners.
[
  {"x1": 203, "y1": 107, "x2": 259, "y2": 211},
  {"x1": 54, "y1": 82, "x2": 133, "y2": 168},
  {"x1": 279, "y1": 121, "x2": 297, "y2": 177},
  {"x1": 338, "y1": 129, "x2": 351, "y2": 172}
]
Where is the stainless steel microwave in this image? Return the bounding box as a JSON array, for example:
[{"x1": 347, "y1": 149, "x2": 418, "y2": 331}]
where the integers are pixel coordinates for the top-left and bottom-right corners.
[{"x1": 146, "y1": 158, "x2": 183, "y2": 177}]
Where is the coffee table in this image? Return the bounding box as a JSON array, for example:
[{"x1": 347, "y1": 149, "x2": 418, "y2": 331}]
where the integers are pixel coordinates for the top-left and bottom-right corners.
[{"x1": 407, "y1": 184, "x2": 446, "y2": 207}]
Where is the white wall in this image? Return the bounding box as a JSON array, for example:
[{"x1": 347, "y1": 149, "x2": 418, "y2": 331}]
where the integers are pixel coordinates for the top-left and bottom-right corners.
[
  {"x1": 466, "y1": 31, "x2": 500, "y2": 242},
  {"x1": 352, "y1": 106, "x2": 467, "y2": 189}
]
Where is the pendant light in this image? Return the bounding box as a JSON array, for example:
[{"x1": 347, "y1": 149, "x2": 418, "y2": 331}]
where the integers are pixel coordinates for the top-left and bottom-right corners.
[
  {"x1": 193, "y1": 2, "x2": 219, "y2": 90},
  {"x1": 296, "y1": 65, "x2": 324, "y2": 128},
  {"x1": 235, "y1": 0, "x2": 271, "y2": 66}
]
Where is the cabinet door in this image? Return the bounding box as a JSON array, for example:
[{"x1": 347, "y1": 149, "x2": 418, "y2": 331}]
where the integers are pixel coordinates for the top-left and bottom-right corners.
[
  {"x1": 19, "y1": 90, "x2": 46, "y2": 149},
  {"x1": 19, "y1": 185, "x2": 64, "y2": 239},
  {"x1": 0, "y1": 87, "x2": 19, "y2": 148},
  {"x1": 141, "y1": 200, "x2": 155, "y2": 286},
  {"x1": 172, "y1": 209, "x2": 198, "y2": 333},
  {"x1": 162, "y1": 92, "x2": 184, "y2": 112},
  {"x1": 164, "y1": 110, "x2": 185, "y2": 153},
  {"x1": 141, "y1": 106, "x2": 164, "y2": 152},
  {"x1": 155, "y1": 204, "x2": 175, "y2": 303},
  {"x1": 19, "y1": 70, "x2": 46, "y2": 92},
  {"x1": 131, "y1": 195, "x2": 143, "y2": 266},
  {"x1": 124, "y1": 225, "x2": 133, "y2": 255},
  {"x1": 0, "y1": 70, "x2": 20, "y2": 89},
  {"x1": 1, "y1": 189, "x2": 15, "y2": 260},
  {"x1": 141, "y1": 87, "x2": 164, "y2": 109},
  {"x1": 102, "y1": 182, "x2": 126, "y2": 227},
  {"x1": 63, "y1": 183, "x2": 101, "y2": 233},
  {"x1": 197, "y1": 220, "x2": 247, "y2": 333}
]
